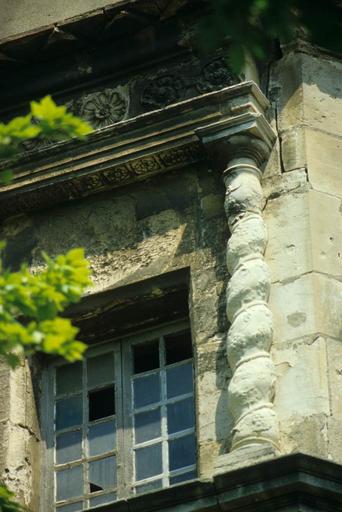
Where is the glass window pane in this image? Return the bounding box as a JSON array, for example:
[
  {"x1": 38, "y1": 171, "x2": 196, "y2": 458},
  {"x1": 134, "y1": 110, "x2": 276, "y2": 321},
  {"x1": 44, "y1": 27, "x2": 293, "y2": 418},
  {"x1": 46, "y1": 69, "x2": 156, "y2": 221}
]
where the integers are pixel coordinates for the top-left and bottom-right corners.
[
  {"x1": 167, "y1": 398, "x2": 195, "y2": 434},
  {"x1": 57, "y1": 465, "x2": 83, "y2": 501},
  {"x1": 135, "y1": 408, "x2": 161, "y2": 444},
  {"x1": 165, "y1": 331, "x2": 192, "y2": 365},
  {"x1": 170, "y1": 470, "x2": 197, "y2": 485},
  {"x1": 88, "y1": 386, "x2": 115, "y2": 421},
  {"x1": 135, "y1": 480, "x2": 163, "y2": 495},
  {"x1": 56, "y1": 431, "x2": 82, "y2": 464},
  {"x1": 133, "y1": 340, "x2": 159, "y2": 374},
  {"x1": 56, "y1": 363, "x2": 82, "y2": 396},
  {"x1": 133, "y1": 374, "x2": 160, "y2": 408},
  {"x1": 57, "y1": 502, "x2": 83, "y2": 512},
  {"x1": 89, "y1": 456, "x2": 116, "y2": 492},
  {"x1": 135, "y1": 443, "x2": 162, "y2": 480},
  {"x1": 168, "y1": 435, "x2": 196, "y2": 471},
  {"x1": 87, "y1": 353, "x2": 115, "y2": 389},
  {"x1": 88, "y1": 421, "x2": 116, "y2": 456},
  {"x1": 89, "y1": 493, "x2": 116, "y2": 508},
  {"x1": 56, "y1": 396, "x2": 82, "y2": 431},
  {"x1": 166, "y1": 363, "x2": 193, "y2": 398}
]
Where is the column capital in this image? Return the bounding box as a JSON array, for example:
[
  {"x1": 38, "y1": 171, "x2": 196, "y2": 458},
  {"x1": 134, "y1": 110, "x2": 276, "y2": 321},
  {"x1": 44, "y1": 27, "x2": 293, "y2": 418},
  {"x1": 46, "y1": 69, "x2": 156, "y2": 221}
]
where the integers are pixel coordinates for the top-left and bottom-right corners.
[{"x1": 196, "y1": 112, "x2": 276, "y2": 172}]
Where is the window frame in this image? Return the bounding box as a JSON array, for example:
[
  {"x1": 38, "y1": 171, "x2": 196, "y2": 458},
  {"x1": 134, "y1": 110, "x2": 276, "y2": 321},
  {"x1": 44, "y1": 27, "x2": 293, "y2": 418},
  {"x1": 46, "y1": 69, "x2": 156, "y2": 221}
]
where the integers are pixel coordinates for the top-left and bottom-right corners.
[{"x1": 40, "y1": 319, "x2": 196, "y2": 512}]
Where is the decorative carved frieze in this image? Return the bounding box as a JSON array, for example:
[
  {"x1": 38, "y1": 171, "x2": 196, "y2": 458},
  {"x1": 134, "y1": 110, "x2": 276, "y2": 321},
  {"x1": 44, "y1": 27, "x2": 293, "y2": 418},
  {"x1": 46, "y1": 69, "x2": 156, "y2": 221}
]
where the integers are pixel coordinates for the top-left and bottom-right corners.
[
  {"x1": 196, "y1": 58, "x2": 236, "y2": 94},
  {"x1": 0, "y1": 82, "x2": 269, "y2": 218},
  {"x1": 139, "y1": 56, "x2": 237, "y2": 111},
  {"x1": 197, "y1": 114, "x2": 279, "y2": 455},
  {"x1": 14, "y1": 55, "x2": 238, "y2": 156},
  {"x1": 0, "y1": 142, "x2": 203, "y2": 216},
  {"x1": 141, "y1": 76, "x2": 184, "y2": 110}
]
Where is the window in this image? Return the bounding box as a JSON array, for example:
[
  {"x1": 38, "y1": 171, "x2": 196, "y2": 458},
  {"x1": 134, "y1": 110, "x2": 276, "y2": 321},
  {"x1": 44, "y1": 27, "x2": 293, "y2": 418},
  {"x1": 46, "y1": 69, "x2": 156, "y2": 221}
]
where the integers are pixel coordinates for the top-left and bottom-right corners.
[{"x1": 42, "y1": 323, "x2": 196, "y2": 511}]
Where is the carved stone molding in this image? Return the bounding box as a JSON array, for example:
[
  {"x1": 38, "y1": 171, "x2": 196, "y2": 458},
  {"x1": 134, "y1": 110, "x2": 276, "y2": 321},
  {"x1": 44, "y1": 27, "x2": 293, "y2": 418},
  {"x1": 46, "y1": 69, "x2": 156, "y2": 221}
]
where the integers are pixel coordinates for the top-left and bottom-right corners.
[
  {"x1": 12, "y1": 54, "x2": 238, "y2": 156},
  {"x1": 197, "y1": 114, "x2": 279, "y2": 456},
  {"x1": 139, "y1": 56, "x2": 237, "y2": 110},
  {"x1": 196, "y1": 58, "x2": 236, "y2": 94},
  {"x1": 0, "y1": 82, "x2": 270, "y2": 218},
  {"x1": 140, "y1": 75, "x2": 184, "y2": 110}
]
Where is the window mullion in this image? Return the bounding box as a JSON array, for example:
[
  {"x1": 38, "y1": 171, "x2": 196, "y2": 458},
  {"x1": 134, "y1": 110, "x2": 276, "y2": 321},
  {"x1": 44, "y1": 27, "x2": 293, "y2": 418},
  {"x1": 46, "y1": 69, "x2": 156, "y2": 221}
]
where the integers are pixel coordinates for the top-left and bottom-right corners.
[
  {"x1": 82, "y1": 357, "x2": 88, "y2": 509},
  {"x1": 160, "y1": 335, "x2": 169, "y2": 487},
  {"x1": 119, "y1": 339, "x2": 133, "y2": 499}
]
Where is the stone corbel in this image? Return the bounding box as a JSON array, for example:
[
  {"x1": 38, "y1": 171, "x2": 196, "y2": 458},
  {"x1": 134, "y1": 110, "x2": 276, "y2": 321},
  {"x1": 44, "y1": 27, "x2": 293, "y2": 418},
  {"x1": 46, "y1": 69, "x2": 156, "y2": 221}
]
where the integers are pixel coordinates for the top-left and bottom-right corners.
[{"x1": 196, "y1": 112, "x2": 280, "y2": 468}]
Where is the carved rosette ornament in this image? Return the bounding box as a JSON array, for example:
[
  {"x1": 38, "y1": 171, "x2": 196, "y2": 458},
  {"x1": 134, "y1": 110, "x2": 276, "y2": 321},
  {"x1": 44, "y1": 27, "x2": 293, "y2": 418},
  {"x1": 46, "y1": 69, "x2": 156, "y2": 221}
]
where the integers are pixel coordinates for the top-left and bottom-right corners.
[
  {"x1": 197, "y1": 114, "x2": 279, "y2": 456},
  {"x1": 77, "y1": 88, "x2": 128, "y2": 129}
]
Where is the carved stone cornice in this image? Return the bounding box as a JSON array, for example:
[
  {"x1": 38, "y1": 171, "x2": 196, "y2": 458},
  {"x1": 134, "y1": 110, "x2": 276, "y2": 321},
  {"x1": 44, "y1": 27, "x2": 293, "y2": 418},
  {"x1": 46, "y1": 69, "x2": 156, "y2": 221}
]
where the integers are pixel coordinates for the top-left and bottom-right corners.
[
  {"x1": 197, "y1": 99, "x2": 279, "y2": 459},
  {"x1": 0, "y1": 81, "x2": 269, "y2": 218},
  {"x1": 195, "y1": 113, "x2": 275, "y2": 172}
]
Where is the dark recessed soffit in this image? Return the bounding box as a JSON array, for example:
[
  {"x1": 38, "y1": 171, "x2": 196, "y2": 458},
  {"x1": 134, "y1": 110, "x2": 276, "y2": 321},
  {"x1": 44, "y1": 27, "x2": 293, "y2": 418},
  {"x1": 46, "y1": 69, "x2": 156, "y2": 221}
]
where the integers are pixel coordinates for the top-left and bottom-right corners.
[{"x1": 0, "y1": 0, "x2": 195, "y2": 64}]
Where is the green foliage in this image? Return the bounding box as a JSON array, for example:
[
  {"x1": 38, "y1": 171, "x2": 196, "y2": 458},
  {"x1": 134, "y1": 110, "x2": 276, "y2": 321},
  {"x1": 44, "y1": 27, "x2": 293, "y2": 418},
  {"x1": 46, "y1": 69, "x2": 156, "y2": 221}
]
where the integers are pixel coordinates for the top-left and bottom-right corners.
[
  {"x1": 0, "y1": 484, "x2": 26, "y2": 512},
  {"x1": 0, "y1": 97, "x2": 92, "y2": 511},
  {"x1": 0, "y1": 95, "x2": 92, "y2": 183},
  {"x1": 30, "y1": 96, "x2": 91, "y2": 140},
  {"x1": 197, "y1": 0, "x2": 341, "y2": 72},
  {"x1": 0, "y1": 248, "x2": 91, "y2": 368}
]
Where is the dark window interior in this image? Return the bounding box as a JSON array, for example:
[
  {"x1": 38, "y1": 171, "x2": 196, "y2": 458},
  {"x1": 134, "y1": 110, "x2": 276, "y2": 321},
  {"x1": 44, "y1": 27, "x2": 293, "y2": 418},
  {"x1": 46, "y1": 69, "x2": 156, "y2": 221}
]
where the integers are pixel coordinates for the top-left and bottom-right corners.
[
  {"x1": 165, "y1": 330, "x2": 192, "y2": 365},
  {"x1": 88, "y1": 386, "x2": 115, "y2": 421},
  {"x1": 133, "y1": 340, "x2": 159, "y2": 374}
]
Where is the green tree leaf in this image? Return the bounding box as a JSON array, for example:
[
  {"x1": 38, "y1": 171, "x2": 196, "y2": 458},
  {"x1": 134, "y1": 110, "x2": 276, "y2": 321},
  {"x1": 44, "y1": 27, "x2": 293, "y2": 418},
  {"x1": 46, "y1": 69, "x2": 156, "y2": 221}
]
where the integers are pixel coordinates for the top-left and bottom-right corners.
[
  {"x1": 0, "y1": 483, "x2": 26, "y2": 512},
  {"x1": 0, "y1": 97, "x2": 93, "y2": 512}
]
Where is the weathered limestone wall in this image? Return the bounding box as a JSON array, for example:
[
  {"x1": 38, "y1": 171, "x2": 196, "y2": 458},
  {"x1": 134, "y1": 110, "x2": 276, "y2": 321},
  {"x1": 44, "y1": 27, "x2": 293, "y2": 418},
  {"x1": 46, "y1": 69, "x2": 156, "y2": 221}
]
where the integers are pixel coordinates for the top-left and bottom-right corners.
[
  {"x1": 0, "y1": 164, "x2": 231, "y2": 508},
  {"x1": 0, "y1": 358, "x2": 41, "y2": 510},
  {"x1": 265, "y1": 48, "x2": 342, "y2": 462}
]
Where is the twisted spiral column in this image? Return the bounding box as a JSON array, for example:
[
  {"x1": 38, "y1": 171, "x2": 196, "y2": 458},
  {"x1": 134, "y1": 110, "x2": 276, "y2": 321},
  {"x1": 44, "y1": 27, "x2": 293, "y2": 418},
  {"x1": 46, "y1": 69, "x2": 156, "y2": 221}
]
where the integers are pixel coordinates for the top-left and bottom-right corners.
[
  {"x1": 198, "y1": 125, "x2": 279, "y2": 454},
  {"x1": 222, "y1": 135, "x2": 279, "y2": 451}
]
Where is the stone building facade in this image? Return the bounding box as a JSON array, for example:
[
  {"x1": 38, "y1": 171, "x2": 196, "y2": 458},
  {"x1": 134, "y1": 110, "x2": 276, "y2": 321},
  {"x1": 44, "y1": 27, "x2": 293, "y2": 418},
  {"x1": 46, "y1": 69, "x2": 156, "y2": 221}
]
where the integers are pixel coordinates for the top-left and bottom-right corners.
[{"x1": 0, "y1": 1, "x2": 342, "y2": 511}]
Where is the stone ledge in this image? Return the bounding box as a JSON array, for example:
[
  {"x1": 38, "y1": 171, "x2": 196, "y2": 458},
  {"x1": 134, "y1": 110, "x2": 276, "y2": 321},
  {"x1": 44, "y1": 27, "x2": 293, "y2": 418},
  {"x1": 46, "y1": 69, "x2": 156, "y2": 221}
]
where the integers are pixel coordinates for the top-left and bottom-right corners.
[{"x1": 88, "y1": 453, "x2": 342, "y2": 512}]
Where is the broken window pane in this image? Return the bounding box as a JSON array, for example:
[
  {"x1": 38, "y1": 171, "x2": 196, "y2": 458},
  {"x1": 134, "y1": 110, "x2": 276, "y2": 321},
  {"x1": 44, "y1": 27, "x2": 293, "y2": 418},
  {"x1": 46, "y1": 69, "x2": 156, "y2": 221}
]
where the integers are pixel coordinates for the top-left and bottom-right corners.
[
  {"x1": 135, "y1": 408, "x2": 161, "y2": 444},
  {"x1": 89, "y1": 493, "x2": 116, "y2": 508},
  {"x1": 168, "y1": 435, "x2": 196, "y2": 471},
  {"x1": 89, "y1": 456, "x2": 116, "y2": 492},
  {"x1": 133, "y1": 373, "x2": 160, "y2": 408},
  {"x1": 87, "y1": 353, "x2": 115, "y2": 389},
  {"x1": 88, "y1": 421, "x2": 116, "y2": 456},
  {"x1": 56, "y1": 363, "x2": 82, "y2": 396},
  {"x1": 165, "y1": 331, "x2": 192, "y2": 365},
  {"x1": 56, "y1": 502, "x2": 83, "y2": 512},
  {"x1": 135, "y1": 479, "x2": 163, "y2": 495},
  {"x1": 167, "y1": 398, "x2": 195, "y2": 434},
  {"x1": 170, "y1": 470, "x2": 197, "y2": 485},
  {"x1": 166, "y1": 363, "x2": 193, "y2": 398},
  {"x1": 135, "y1": 443, "x2": 162, "y2": 480},
  {"x1": 57, "y1": 465, "x2": 83, "y2": 501},
  {"x1": 56, "y1": 431, "x2": 82, "y2": 464},
  {"x1": 88, "y1": 386, "x2": 115, "y2": 421},
  {"x1": 133, "y1": 340, "x2": 159, "y2": 374},
  {"x1": 56, "y1": 396, "x2": 83, "y2": 431}
]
